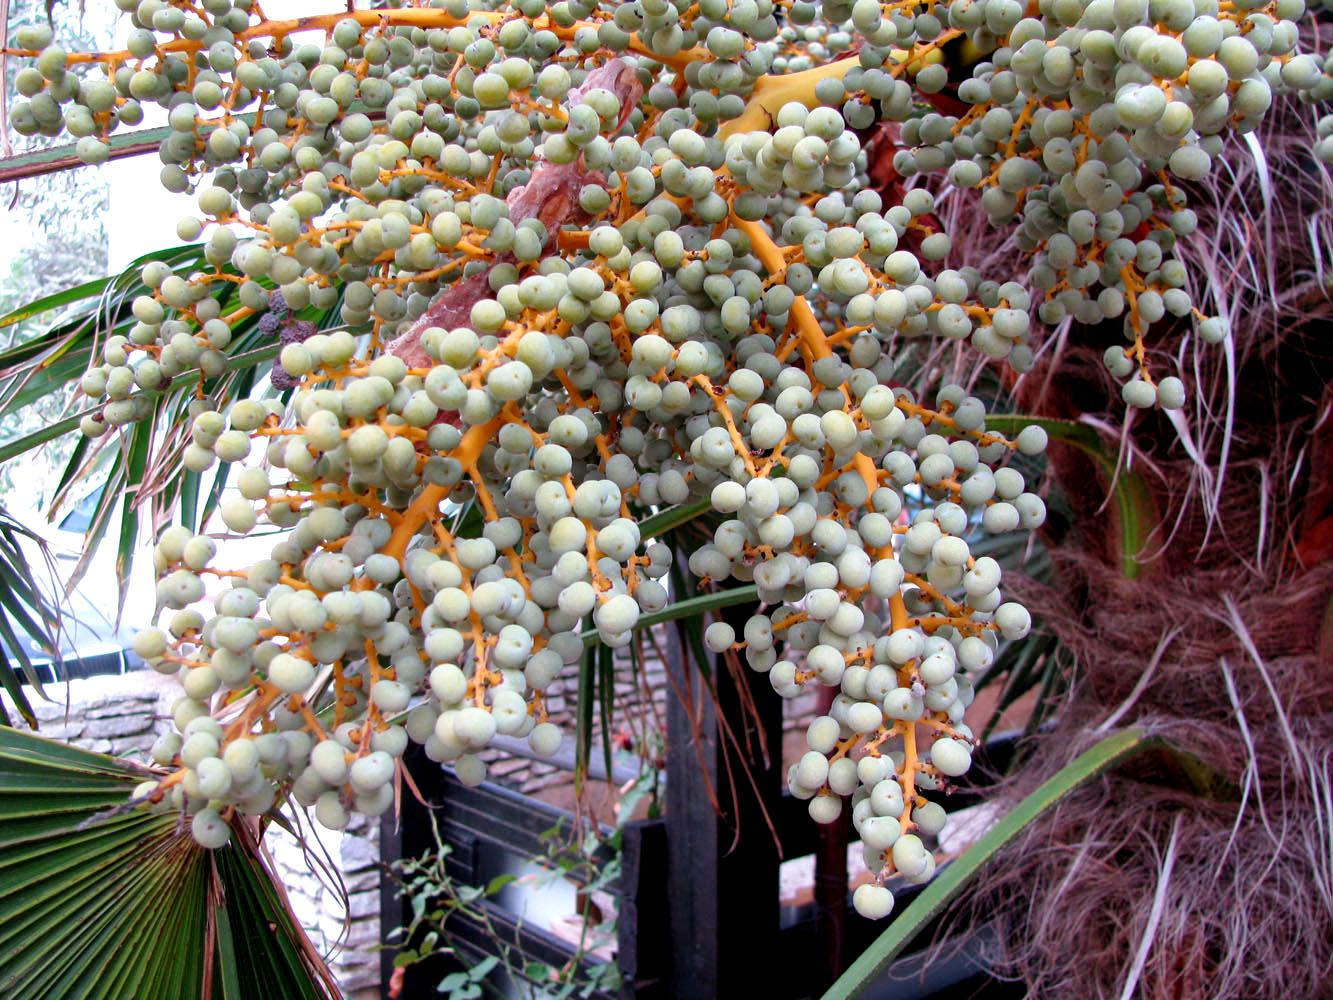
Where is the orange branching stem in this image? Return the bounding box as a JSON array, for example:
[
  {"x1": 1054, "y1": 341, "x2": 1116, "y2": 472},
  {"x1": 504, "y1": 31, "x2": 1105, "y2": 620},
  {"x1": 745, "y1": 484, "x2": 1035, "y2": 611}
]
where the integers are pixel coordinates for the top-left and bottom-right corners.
[
  {"x1": 734, "y1": 213, "x2": 881, "y2": 504},
  {"x1": 885, "y1": 592, "x2": 920, "y2": 836},
  {"x1": 379, "y1": 412, "x2": 507, "y2": 563},
  {"x1": 1119, "y1": 264, "x2": 1157, "y2": 387},
  {"x1": 718, "y1": 56, "x2": 862, "y2": 139},
  {"x1": 739, "y1": 203, "x2": 923, "y2": 847}
]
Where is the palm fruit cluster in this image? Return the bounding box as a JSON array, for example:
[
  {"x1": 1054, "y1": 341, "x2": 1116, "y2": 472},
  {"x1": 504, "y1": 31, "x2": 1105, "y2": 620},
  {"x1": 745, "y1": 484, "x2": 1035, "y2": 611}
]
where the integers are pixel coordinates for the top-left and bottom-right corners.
[{"x1": 6, "y1": 0, "x2": 1328, "y2": 917}]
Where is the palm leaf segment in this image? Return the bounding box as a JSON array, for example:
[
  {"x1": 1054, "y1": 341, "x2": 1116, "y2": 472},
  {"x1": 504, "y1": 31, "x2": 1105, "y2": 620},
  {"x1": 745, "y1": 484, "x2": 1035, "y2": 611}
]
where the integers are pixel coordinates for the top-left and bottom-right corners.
[{"x1": 0, "y1": 726, "x2": 340, "y2": 1000}]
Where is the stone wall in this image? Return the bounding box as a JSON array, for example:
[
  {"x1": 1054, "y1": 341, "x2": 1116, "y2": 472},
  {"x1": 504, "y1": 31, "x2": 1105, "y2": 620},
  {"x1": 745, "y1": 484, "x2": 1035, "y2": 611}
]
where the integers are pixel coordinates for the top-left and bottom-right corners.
[
  {"x1": 19, "y1": 669, "x2": 177, "y2": 757},
  {"x1": 267, "y1": 810, "x2": 382, "y2": 1000}
]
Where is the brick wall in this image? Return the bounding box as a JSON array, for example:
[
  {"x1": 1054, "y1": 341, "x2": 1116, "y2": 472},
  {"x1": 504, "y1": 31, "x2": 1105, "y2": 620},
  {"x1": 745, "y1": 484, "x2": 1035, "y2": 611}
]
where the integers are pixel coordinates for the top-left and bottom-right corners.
[{"x1": 478, "y1": 624, "x2": 821, "y2": 803}]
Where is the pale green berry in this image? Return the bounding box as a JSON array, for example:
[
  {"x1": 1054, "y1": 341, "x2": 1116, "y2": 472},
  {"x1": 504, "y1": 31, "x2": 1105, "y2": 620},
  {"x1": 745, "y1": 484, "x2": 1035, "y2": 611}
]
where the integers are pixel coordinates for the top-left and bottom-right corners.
[
  {"x1": 529, "y1": 722, "x2": 563, "y2": 757},
  {"x1": 192, "y1": 808, "x2": 231, "y2": 849},
  {"x1": 930, "y1": 738, "x2": 972, "y2": 777},
  {"x1": 852, "y1": 883, "x2": 895, "y2": 919}
]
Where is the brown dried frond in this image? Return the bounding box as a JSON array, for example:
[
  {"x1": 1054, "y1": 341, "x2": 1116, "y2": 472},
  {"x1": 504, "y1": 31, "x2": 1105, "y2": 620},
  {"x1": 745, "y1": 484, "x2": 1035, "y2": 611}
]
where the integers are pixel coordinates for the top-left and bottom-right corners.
[{"x1": 965, "y1": 542, "x2": 1333, "y2": 998}]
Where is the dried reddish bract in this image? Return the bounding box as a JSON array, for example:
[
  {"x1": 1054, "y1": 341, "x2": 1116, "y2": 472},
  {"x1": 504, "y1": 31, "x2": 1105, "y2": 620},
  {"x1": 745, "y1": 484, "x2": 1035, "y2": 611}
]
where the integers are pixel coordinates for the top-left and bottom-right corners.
[
  {"x1": 389, "y1": 58, "x2": 641, "y2": 370},
  {"x1": 571, "y1": 57, "x2": 643, "y2": 132},
  {"x1": 385, "y1": 272, "x2": 492, "y2": 371},
  {"x1": 505, "y1": 159, "x2": 597, "y2": 234}
]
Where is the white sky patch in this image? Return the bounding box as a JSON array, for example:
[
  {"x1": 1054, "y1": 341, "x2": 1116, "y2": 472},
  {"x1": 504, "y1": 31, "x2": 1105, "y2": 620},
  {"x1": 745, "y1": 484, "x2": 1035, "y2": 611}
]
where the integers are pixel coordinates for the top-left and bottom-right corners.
[{"x1": 105, "y1": 0, "x2": 339, "y2": 270}]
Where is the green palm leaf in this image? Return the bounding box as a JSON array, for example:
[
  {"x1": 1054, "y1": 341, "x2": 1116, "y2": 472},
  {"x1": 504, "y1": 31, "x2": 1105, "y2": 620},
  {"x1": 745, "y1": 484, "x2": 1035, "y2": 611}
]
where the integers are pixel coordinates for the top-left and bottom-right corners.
[
  {"x1": 0, "y1": 245, "x2": 285, "y2": 614},
  {"x1": 820, "y1": 729, "x2": 1161, "y2": 1000},
  {"x1": 985, "y1": 415, "x2": 1158, "y2": 579},
  {"x1": 0, "y1": 505, "x2": 63, "y2": 727},
  {"x1": 0, "y1": 115, "x2": 259, "y2": 186},
  {"x1": 0, "y1": 727, "x2": 342, "y2": 1000}
]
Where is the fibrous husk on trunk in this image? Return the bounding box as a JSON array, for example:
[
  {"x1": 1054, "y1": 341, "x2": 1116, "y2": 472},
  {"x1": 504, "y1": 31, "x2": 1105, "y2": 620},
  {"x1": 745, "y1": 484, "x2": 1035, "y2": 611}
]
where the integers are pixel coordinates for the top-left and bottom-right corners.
[
  {"x1": 973, "y1": 556, "x2": 1333, "y2": 999},
  {"x1": 922, "y1": 80, "x2": 1333, "y2": 1000}
]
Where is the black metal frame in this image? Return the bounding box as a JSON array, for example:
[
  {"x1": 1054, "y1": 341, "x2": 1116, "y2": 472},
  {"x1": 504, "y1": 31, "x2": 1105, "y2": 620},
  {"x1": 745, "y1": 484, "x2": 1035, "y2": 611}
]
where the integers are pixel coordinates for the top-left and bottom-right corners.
[
  {"x1": 379, "y1": 754, "x2": 622, "y2": 997},
  {"x1": 380, "y1": 621, "x2": 1024, "y2": 1000}
]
